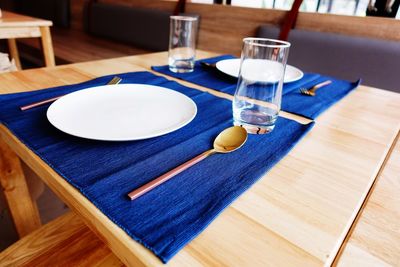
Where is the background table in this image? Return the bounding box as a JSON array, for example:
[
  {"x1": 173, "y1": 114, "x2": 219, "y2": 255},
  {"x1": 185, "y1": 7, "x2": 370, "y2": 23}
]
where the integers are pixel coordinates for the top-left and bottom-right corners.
[
  {"x1": 0, "y1": 51, "x2": 399, "y2": 266},
  {"x1": 0, "y1": 11, "x2": 55, "y2": 69}
]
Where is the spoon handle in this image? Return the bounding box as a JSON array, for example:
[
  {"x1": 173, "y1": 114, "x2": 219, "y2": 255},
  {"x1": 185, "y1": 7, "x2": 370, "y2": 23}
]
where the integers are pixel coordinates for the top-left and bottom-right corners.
[{"x1": 128, "y1": 149, "x2": 215, "y2": 201}]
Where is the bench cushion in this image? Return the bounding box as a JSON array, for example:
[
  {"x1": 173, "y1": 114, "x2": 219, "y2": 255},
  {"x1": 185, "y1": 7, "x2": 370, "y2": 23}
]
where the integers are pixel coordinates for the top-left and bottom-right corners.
[
  {"x1": 14, "y1": 0, "x2": 70, "y2": 28},
  {"x1": 86, "y1": 2, "x2": 171, "y2": 51},
  {"x1": 257, "y1": 25, "x2": 400, "y2": 92}
]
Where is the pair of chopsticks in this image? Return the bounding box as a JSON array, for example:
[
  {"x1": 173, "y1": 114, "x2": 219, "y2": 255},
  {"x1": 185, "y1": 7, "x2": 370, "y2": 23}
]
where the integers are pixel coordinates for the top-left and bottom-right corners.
[{"x1": 20, "y1": 76, "x2": 122, "y2": 111}]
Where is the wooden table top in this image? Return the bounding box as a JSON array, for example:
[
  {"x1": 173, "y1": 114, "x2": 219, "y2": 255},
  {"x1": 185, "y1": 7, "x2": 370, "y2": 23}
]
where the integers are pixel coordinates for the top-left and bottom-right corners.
[
  {"x1": 0, "y1": 11, "x2": 52, "y2": 28},
  {"x1": 0, "y1": 51, "x2": 399, "y2": 266},
  {"x1": 0, "y1": 10, "x2": 53, "y2": 41},
  {"x1": 337, "y1": 135, "x2": 400, "y2": 267}
]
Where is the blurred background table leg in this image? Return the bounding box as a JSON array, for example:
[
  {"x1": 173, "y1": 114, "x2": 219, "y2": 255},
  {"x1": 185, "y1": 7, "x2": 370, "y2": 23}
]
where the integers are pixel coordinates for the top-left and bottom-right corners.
[
  {"x1": 39, "y1": 26, "x2": 55, "y2": 67},
  {"x1": 6, "y1": 39, "x2": 21, "y2": 70}
]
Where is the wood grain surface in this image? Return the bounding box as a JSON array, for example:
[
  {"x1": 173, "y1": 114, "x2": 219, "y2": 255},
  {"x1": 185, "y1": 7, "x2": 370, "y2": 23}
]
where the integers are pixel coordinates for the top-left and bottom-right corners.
[
  {"x1": 0, "y1": 212, "x2": 123, "y2": 266},
  {"x1": 0, "y1": 11, "x2": 52, "y2": 27},
  {"x1": 336, "y1": 133, "x2": 400, "y2": 267},
  {"x1": 7, "y1": 38, "x2": 22, "y2": 70},
  {"x1": 39, "y1": 26, "x2": 55, "y2": 67},
  {"x1": 0, "y1": 26, "x2": 41, "y2": 39},
  {"x1": 0, "y1": 138, "x2": 42, "y2": 237},
  {"x1": 0, "y1": 51, "x2": 399, "y2": 266}
]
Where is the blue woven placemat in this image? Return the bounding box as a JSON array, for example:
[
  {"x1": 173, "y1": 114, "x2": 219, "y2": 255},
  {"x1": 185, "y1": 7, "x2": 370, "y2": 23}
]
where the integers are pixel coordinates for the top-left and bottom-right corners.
[
  {"x1": 152, "y1": 55, "x2": 360, "y2": 119},
  {"x1": 0, "y1": 71, "x2": 314, "y2": 263}
]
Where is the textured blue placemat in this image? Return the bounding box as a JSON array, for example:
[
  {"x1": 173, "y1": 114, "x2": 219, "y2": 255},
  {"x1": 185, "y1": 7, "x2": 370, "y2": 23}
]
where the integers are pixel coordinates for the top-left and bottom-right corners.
[
  {"x1": 0, "y1": 71, "x2": 314, "y2": 263},
  {"x1": 152, "y1": 55, "x2": 360, "y2": 119}
]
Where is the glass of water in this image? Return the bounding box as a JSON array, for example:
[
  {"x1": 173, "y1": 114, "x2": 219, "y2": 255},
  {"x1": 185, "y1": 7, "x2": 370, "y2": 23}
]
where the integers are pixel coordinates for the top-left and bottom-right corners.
[
  {"x1": 168, "y1": 16, "x2": 198, "y2": 73},
  {"x1": 233, "y1": 38, "x2": 290, "y2": 134}
]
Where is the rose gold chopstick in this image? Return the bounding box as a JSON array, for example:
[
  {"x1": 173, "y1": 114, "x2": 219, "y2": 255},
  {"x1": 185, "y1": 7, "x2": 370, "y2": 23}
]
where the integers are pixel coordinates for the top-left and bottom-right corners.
[
  {"x1": 20, "y1": 96, "x2": 64, "y2": 111},
  {"x1": 19, "y1": 76, "x2": 122, "y2": 111},
  {"x1": 128, "y1": 151, "x2": 213, "y2": 201}
]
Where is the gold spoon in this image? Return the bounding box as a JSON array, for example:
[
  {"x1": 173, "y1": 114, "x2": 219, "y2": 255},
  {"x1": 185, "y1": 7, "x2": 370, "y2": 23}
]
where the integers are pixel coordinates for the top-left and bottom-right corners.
[{"x1": 128, "y1": 126, "x2": 248, "y2": 201}]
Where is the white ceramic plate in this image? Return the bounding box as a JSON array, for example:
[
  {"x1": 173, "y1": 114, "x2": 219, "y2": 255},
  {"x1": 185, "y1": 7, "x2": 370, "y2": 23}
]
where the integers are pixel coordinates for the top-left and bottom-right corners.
[
  {"x1": 47, "y1": 84, "x2": 197, "y2": 141},
  {"x1": 215, "y1": 58, "x2": 304, "y2": 83}
]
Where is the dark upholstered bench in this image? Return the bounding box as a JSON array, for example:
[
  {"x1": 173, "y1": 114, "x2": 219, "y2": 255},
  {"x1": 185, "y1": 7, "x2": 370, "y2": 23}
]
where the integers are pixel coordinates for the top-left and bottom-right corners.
[
  {"x1": 85, "y1": 2, "x2": 171, "y2": 51},
  {"x1": 258, "y1": 25, "x2": 400, "y2": 92},
  {"x1": 12, "y1": 0, "x2": 70, "y2": 27},
  {"x1": 85, "y1": 2, "x2": 200, "y2": 52}
]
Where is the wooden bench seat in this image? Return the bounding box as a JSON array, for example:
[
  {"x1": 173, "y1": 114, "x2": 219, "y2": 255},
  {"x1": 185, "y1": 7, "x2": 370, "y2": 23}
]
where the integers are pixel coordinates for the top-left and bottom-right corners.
[{"x1": 0, "y1": 212, "x2": 123, "y2": 266}]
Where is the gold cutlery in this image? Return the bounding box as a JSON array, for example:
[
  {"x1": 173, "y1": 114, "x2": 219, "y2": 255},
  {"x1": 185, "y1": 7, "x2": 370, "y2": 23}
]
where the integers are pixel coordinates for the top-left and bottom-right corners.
[
  {"x1": 20, "y1": 76, "x2": 122, "y2": 111},
  {"x1": 300, "y1": 80, "x2": 332, "y2": 96},
  {"x1": 200, "y1": 61, "x2": 217, "y2": 69},
  {"x1": 128, "y1": 126, "x2": 248, "y2": 201}
]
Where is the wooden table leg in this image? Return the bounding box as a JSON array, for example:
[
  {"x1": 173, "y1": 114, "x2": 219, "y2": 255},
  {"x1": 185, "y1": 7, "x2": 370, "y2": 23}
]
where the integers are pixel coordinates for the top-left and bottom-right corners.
[
  {"x1": 39, "y1": 26, "x2": 55, "y2": 67},
  {"x1": 7, "y1": 39, "x2": 22, "y2": 70},
  {"x1": 0, "y1": 138, "x2": 41, "y2": 238}
]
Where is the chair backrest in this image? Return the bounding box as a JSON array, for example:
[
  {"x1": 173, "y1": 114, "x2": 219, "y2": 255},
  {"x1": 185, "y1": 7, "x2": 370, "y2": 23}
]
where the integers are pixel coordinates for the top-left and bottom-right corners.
[{"x1": 258, "y1": 25, "x2": 400, "y2": 92}]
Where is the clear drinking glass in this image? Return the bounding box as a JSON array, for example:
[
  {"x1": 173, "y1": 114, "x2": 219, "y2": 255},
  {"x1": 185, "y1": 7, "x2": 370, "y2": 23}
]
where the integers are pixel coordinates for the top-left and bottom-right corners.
[
  {"x1": 233, "y1": 38, "x2": 290, "y2": 134},
  {"x1": 168, "y1": 16, "x2": 198, "y2": 73}
]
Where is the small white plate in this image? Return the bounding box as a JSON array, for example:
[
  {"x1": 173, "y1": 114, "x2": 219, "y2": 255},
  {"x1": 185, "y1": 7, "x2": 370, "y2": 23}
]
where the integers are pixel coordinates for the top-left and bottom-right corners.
[
  {"x1": 216, "y1": 58, "x2": 304, "y2": 83},
  {"x1": 47, "y1": 84, "x2": 197, "y2": 141}
]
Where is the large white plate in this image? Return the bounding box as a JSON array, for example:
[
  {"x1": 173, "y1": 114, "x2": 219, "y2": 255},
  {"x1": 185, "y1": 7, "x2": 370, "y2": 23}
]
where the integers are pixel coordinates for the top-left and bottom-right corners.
[
  {"x1": 216, "y1": 58, "x2": 304, "y2": 83},
  {"x1": 47, "y1": 84, "x2": 197, "y2": 141}
]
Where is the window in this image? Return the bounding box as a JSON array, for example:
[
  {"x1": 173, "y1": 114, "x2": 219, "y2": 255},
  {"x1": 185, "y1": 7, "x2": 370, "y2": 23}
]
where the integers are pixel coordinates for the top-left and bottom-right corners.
[{"x1": 190, "y1": 0, "x2": 377, "y2": 17}]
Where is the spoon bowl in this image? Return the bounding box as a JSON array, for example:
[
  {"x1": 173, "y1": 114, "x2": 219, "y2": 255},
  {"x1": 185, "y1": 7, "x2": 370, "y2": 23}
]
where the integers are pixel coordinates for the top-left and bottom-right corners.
[
  {"x1": 214, "y1": 126, "x2": 248, "y2": 153},
  {"x1": 128, "y1": 126, "x2": 248, "y2": 200}
]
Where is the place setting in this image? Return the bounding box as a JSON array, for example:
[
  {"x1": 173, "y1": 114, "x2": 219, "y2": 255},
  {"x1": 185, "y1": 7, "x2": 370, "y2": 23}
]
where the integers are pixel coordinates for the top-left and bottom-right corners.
[
  {"x1": 0, "y1": 10, "x2": 372, "y2": 263},
  {"x1": 0, "y1": 13, "x2": 365, "y2": 264},
  {"x1": 0, "y1": 68, "x2": 313, "y2": 264},
  {"x1": 152, "y1": 16, "x2": 361, "y2": 120},
  {"x1": 0, "y1": 17, "x2": 319, "y2": 263}
]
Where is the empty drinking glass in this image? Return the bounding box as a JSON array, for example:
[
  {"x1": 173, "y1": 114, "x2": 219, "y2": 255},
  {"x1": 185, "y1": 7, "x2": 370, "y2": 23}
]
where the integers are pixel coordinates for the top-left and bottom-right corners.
[
  {"x1": 232, "y1": 38, "x2": 290, "y2": 134},
  {"x1": 168, "y1": 16, "x2": 198, "y2": 73}
]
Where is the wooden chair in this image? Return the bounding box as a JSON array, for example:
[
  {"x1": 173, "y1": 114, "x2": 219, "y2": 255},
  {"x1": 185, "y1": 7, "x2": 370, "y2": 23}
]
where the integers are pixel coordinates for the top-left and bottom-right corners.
[{"x1": 0, "y1": 212, "x2": 123, "y2": 266}]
